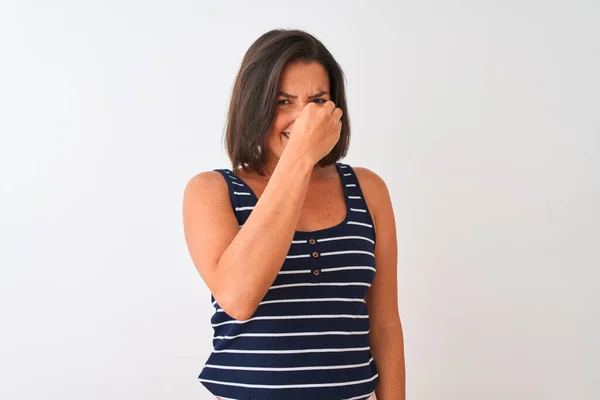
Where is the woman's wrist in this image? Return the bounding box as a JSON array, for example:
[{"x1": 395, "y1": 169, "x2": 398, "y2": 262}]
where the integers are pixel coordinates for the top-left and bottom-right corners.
[{"x1": 279, "y1": 145, "x2": 316, "y2": 175}]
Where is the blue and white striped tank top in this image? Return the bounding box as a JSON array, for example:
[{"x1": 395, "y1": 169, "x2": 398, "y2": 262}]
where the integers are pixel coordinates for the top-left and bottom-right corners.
[{"x1": 199, "y1": 162, "x2": 379, "y2": 400}]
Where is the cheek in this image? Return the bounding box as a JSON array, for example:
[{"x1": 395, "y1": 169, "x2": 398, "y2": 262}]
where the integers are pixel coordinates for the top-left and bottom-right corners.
[{"x1": 271, "y1": 111, "x2": 288, "y2": 132}]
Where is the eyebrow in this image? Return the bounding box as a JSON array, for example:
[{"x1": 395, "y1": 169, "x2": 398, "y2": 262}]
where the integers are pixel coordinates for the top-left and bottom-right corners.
[{"x1": 277, "y1": 91, "x2": 329, "y2": 100}]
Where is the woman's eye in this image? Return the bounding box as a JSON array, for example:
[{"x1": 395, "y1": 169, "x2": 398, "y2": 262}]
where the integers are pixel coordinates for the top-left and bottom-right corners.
[{"x1": 277, "y1": 99, "x2": 327, "y2": 106}]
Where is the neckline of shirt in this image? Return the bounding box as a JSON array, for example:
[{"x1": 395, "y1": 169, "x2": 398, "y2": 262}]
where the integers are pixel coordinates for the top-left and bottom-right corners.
[{"x1": 227, "y1": 162, "x2": 351, "y2": 237}]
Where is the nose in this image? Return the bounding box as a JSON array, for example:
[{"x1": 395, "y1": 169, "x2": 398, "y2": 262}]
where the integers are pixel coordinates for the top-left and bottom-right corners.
[{"x1": 284, "y1": 108, "x2": 302, "y2": 132}]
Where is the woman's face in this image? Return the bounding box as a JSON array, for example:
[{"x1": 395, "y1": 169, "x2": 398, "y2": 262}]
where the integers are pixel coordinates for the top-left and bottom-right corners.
[{"x1": 264, "y1": 60, "x2": 331, "y2": 164}]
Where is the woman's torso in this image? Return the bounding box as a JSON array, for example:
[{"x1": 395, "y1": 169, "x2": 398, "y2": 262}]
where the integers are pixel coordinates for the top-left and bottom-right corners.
[{"x1": 199, "y1": 162, "x2": 379, "y2": 400}]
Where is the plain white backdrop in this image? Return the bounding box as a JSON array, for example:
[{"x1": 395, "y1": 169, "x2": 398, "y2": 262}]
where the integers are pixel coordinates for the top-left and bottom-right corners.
[{"x1": 1, "y1": 1, "x2": 598, "y2": 399}]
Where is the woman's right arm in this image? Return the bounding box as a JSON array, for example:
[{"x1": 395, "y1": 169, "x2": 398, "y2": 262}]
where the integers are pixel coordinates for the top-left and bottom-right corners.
[
  {"x1": 182, "y1": 148, "x2": 315, "y2": 320},
  {"x1": 183, "y1": 101, "x2": 342, "y2": 320}
]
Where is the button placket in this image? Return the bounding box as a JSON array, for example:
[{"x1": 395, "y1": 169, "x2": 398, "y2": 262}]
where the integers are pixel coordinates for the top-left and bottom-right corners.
[{"x1": 309, "y1": 237, "x2": 321, "y2": 279}]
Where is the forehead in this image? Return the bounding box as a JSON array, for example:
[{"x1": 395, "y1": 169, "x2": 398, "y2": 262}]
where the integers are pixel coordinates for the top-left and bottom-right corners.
[{"x1": 278, "y1": 61, "x2": 330, "y2": 92}]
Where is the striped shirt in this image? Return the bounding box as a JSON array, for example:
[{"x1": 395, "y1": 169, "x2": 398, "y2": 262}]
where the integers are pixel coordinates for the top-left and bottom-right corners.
[{"x1": 198, "y1": 162, "x2": 378, "y2": 400}]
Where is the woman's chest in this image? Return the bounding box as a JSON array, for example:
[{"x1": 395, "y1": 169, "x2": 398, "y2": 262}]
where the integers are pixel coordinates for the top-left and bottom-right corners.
[
  {"x1": 295, "y1": 187, "x2": 347, "y2": 231},
  {"x1": 246, "y1": 178, "x2": 347, "y2": 232}
]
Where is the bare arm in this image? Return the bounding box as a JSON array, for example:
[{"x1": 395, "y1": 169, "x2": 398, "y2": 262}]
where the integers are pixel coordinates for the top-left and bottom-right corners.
[
  {"x1": 184, "y1": 101, "x2": 342, "y2": 320},
  {"x1": 182, "y1": 148, "x2": 314, "y2": 320},
  {"x1": 356, "y1": 167, "x2": 406, "y2": 400}
]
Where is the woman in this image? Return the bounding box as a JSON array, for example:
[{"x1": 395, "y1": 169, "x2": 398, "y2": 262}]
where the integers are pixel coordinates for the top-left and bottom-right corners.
[{"x1": 183, "y1": 29, "x2": 405, "y2": 400}]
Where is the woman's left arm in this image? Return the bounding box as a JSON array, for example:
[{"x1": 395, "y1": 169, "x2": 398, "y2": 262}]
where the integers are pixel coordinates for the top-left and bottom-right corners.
[{"x1": 355, "y1": 167, "x2": 405, "y2": 400}]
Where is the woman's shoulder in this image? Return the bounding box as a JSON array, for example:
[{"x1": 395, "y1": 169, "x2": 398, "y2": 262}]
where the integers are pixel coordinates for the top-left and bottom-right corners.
[
  {"x1": 350, "y1": 165, "x2": 389, "y2": 193},
  {"x1": 348, "y1": 165, "x2": 393, "y2": 224},
  {"x1": 183, "y1": 169, "x2": 231, "y2": 202}
]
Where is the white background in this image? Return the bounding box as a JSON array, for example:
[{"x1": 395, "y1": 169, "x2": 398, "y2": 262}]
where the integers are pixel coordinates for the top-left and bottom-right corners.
[{"x1": 1, "y1": 1, "x2": 598, "y2": 399}]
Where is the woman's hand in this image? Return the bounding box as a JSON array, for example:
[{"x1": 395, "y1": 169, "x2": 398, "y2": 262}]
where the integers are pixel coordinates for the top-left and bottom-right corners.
[{"x1": 284, "y1": 100, "x2": 342, "y2": 164}]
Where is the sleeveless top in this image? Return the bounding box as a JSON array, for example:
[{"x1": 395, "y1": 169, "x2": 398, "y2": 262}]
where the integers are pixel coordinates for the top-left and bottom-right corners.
[{"x1": 198, "y1": 162, "x2": 379, "y2": 400}]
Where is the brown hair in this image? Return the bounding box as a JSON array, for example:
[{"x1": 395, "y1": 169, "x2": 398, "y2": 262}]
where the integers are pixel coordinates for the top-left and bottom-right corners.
[{"x1": 224, "y1": 29, "x2": 351, "y2": 176}]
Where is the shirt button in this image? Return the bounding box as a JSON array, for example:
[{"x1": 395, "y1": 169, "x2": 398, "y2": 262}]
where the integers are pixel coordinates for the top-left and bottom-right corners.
[
  {"x1": 313, "y1": 269, "x2": 320, "y2": 276},
  {"x1": 311, "y1": 252, "x2": 319, "y2": 258},
  {"x1": 309, "y1": 239, "x2": 316, "y2": 245}
]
